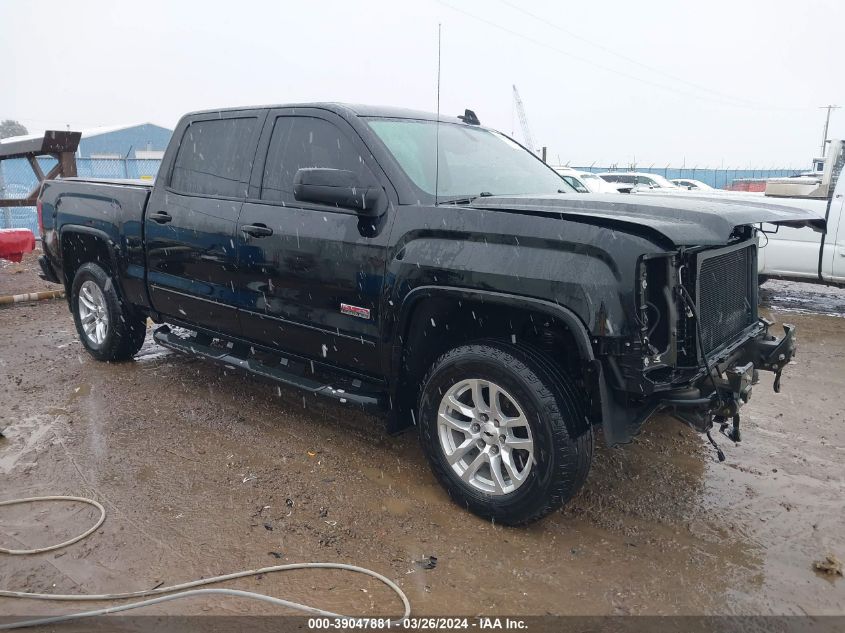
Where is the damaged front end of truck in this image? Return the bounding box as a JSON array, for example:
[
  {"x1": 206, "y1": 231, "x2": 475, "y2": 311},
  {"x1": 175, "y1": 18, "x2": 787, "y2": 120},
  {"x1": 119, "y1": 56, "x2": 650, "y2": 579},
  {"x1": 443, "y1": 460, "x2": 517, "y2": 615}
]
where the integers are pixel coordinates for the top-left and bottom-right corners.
[
  {"x1": 603, "y1": 222, "x2": 795, "y2": 459},
  {"x1": 603, "y1": 230, "x2": 798, "y2": 456},
  {"x1": 471, "y1": 193, "x2": 825, "y2": 453}
]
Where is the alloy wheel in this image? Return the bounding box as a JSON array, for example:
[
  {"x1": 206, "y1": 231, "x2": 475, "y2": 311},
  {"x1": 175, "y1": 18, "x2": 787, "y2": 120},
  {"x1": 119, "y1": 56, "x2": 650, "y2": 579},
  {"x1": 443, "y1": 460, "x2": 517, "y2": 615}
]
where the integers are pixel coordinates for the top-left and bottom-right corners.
[
  {"x1": 77, "y1": 280, "x2": 109, "y2": 345},
  {"x1": 437, "y1": 378, "x2": 534, "y2": 495}
]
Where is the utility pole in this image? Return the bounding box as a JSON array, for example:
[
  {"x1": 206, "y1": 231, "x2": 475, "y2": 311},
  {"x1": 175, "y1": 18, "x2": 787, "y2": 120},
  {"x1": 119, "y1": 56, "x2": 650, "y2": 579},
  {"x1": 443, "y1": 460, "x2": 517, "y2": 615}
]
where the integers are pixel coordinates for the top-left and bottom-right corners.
[{"x1": 819, "y1": 105, "x2": 840, "y2": 157}]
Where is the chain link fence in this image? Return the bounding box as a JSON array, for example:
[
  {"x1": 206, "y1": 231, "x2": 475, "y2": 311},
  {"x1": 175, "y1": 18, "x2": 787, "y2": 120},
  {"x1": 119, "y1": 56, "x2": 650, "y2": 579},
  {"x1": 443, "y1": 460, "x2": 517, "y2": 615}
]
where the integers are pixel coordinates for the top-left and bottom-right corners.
[
  {"x1": 573, "y1": 166, "x2": 803, "y2": 190},
  {"x1": 0, "y1": 158, "x2": 162, "y2": 233}
]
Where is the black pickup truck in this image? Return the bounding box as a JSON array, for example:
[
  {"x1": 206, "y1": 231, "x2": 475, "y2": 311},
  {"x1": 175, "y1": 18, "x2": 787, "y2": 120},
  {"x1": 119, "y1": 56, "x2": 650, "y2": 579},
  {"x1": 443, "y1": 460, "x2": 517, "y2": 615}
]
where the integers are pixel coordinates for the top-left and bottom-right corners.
[{"x1": 37, "y1": 103, "x2": 823, "y2": 524}]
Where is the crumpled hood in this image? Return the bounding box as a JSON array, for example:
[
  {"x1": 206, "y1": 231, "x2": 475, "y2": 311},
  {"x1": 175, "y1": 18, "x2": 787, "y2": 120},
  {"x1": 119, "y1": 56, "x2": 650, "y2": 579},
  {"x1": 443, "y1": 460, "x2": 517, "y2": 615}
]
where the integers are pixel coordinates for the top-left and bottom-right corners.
[{"x1": 470, "y1": 193, "x2": 826, "y2": 246}]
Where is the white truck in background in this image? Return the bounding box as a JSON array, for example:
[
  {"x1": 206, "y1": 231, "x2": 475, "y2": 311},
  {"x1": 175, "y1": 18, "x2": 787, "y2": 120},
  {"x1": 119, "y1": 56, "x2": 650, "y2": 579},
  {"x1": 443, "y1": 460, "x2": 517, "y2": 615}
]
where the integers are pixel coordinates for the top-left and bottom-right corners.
[
  {"x1": 758, "y1": 139, "x2": 844, "y2": 286},
  {"x1": 635, "y1": 140, "x2": 845, "y2": 286}
]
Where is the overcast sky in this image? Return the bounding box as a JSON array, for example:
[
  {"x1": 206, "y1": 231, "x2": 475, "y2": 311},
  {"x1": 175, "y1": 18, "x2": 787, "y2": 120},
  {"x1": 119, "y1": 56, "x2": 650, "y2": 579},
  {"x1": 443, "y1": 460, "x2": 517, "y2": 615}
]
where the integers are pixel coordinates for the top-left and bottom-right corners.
[{"x1": 2, "y1": 0, "x2": 843, "y2": 167}]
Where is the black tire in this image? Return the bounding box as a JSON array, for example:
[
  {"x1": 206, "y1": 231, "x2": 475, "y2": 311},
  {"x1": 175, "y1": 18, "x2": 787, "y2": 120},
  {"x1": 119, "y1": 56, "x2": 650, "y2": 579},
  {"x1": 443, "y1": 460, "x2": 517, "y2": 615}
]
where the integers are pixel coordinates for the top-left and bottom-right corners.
[
  {"x1": 70, "y1": 262, "x2": 146, "y2": 361},
  {"x1": 418, "y1": 341, "x2": 593, "y2": 525}
]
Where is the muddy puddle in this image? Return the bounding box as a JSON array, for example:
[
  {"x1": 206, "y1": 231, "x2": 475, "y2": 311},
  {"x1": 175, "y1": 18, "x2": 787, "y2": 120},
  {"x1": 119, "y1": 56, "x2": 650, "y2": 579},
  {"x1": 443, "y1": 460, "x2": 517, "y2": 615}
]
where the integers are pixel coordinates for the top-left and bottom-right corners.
[{"x1": 761, "y1": 279, "x2": 845, "y2": 318}]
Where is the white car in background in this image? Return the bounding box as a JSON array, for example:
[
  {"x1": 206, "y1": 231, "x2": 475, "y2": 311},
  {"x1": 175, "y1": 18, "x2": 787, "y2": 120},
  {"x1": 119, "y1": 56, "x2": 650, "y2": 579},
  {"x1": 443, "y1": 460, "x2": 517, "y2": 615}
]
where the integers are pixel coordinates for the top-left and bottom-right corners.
[
  {"x1": 553, "y1": 167, "x2": 619, "y2": 193},
  {"x1": 625, "y1": 142, "x2": 845, "y2": 286},
  {"x1": 576, "y1": 171, "x2": 619, "y2": 193},
  {"x1": 598, "y1": 171, "x2": 682, "y2": 193},
  {"x1": 671, "y1": 178, "x2": 715, "y2": 190},
  {"x1": 553, "y1": 167, "x2": 590, "y2": 192}
]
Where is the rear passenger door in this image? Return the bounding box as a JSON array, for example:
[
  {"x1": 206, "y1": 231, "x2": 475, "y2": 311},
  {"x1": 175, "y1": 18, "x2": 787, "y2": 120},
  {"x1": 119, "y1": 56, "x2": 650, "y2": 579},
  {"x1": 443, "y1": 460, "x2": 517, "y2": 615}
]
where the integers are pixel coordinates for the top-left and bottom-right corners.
[
  {"x1": 235, "y1": 108, "x2": 394, "y2": 376},
  {"x1": 145, "y1": 112, "x2": 264, "y2": 334}
]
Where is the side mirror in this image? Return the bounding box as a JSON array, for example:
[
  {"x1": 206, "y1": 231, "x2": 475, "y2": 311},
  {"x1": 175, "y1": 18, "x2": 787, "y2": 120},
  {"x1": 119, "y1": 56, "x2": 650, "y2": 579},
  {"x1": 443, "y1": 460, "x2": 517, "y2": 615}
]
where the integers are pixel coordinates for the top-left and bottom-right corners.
[{"x1": 293, "y1": 168, "x2": 386, "y2": 216}]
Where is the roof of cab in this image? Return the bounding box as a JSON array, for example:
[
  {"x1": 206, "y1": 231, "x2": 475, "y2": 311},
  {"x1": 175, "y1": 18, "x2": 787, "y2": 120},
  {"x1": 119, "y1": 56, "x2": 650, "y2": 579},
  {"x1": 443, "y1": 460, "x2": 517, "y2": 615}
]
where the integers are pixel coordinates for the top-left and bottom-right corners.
[{"x1": 184, "y1": 102, "x2": 466, "y2": 124}]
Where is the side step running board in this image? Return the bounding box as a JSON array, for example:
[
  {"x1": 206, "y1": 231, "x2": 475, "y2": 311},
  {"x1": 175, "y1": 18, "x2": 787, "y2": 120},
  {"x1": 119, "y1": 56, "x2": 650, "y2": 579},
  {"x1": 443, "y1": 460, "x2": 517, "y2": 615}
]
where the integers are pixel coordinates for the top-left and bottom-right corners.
[{"x1": 153, "y1": 325, "x2": 382, "y2": 409}]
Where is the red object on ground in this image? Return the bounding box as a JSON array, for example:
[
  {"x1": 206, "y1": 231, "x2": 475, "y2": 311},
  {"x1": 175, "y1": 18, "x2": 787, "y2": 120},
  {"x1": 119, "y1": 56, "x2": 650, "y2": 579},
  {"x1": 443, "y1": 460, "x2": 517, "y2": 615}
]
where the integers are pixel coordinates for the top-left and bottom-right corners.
[{"x1": 0, "y1": 229, "x2": 36, "y2": 263}]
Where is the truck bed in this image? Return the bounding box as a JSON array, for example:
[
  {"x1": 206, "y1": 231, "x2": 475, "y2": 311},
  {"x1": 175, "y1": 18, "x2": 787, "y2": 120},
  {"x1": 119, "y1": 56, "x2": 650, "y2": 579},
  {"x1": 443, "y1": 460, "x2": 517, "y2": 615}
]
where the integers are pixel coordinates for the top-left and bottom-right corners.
[{"x1": 38, "y1": 177, "x2": 154, "y2": 309}]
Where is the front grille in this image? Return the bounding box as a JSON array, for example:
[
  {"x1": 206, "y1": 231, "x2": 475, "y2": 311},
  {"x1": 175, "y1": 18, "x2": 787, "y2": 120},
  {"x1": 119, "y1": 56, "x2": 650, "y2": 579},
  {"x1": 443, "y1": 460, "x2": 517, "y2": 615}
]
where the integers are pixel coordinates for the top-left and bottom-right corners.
[{"x1": 695, "y1": 243, "x2": 756, "y2": 356}]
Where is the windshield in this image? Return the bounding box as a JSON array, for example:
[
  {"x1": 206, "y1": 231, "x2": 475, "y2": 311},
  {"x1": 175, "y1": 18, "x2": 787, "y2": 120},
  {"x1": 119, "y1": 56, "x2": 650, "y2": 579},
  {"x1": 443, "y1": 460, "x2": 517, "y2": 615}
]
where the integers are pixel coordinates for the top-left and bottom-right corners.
[{"x1": 366, "y1": 118, "x2": 573, "y2": 199}]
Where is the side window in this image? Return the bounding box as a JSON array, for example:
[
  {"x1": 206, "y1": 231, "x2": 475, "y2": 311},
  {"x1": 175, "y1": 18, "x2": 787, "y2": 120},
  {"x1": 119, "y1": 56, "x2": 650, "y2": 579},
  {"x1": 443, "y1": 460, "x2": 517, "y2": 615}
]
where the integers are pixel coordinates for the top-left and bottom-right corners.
[
  {"x1": 261, "y1": 116, "x2": 375, "y2": 202},
  {"x1": 170, "y1": 117, "x2": 257, "y2": 197}
]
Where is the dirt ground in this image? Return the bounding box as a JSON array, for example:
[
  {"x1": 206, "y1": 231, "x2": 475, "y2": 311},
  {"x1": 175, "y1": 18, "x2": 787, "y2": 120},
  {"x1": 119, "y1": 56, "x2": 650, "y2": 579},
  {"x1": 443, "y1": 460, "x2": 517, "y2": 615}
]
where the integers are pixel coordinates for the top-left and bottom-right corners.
[
  {"x1": 1, "y1": 252, "x2": 844, "y2": 622},
  {"x1": 0, "y1": 251, "x2": 56, "y2": 297}
]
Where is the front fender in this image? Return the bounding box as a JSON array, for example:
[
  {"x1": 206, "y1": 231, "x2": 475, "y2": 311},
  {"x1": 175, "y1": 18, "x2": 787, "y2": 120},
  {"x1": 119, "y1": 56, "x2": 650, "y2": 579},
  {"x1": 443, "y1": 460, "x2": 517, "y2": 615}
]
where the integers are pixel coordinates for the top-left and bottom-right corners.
[
  {"x1": 390, "y1": 286, "x2": 597, "y2": 374},
  {"x1": 385, "y1": 223, "x2": 635, "y2": 336},
  {"x1": 385, "y1": 285, "x2": 637, "y2": 443}
]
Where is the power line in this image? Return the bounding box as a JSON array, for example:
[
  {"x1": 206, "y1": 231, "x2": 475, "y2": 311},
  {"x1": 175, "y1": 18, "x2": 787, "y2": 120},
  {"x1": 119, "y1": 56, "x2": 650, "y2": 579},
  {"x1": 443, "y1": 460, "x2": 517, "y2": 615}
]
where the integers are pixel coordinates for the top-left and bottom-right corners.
[
  {"x1": 495, "y1": 0, "x2": 805, "y2": 111},
  {"x1": 439, "y1": 1, "x2": 740, "y2": 108},
  {"x1": 439, "y1": 0, "x2": 814, "y2": 112}
]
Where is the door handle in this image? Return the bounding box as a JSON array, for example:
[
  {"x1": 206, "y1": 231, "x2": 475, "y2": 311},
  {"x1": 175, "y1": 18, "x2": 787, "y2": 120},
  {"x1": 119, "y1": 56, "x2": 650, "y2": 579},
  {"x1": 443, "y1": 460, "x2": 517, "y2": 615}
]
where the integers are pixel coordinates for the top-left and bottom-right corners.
[
  {"x1": 149, "y1": 211, "x2": 172, "y2": 224},
  {"x1": 241, "y1": 223, "x2": 273, "y2": 238}
]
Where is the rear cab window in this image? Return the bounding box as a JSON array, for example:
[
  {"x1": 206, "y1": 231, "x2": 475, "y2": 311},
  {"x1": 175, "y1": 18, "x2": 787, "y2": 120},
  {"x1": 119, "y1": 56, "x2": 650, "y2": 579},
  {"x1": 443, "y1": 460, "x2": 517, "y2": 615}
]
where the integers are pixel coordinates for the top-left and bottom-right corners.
[{"x1": 170, "y1": 117, "x2": 258, "y2": 197}]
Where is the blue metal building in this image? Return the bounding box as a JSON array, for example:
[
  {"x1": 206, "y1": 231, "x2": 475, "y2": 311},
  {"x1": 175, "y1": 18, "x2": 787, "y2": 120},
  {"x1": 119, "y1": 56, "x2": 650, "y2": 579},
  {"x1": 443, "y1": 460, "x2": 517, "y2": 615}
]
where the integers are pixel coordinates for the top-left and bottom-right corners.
[{"x1": 75, "y1": 123, "x2": 172, "y2": 159}]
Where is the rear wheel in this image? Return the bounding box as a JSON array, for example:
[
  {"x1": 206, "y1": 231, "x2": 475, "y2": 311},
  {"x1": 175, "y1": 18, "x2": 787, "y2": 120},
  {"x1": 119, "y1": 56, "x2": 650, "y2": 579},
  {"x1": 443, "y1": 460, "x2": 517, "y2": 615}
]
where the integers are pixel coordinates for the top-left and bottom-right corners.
[
  {"x1": 71, "y1": 262, "x2": 146, "y2": 361},
  {"x1": 418, "y1": 342, "x2": 593, "y2": 525}
]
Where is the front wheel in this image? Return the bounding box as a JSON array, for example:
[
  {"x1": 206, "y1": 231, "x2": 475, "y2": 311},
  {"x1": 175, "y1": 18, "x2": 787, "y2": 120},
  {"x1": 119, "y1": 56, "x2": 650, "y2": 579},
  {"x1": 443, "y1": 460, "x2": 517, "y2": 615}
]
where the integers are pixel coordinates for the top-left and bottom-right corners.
[
  {"x1": 71, "y1": 262, "x2": 146, "y2": 361},
  {"x1": 418, "y1": 342, "x2": 593, "y2": 525}
]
